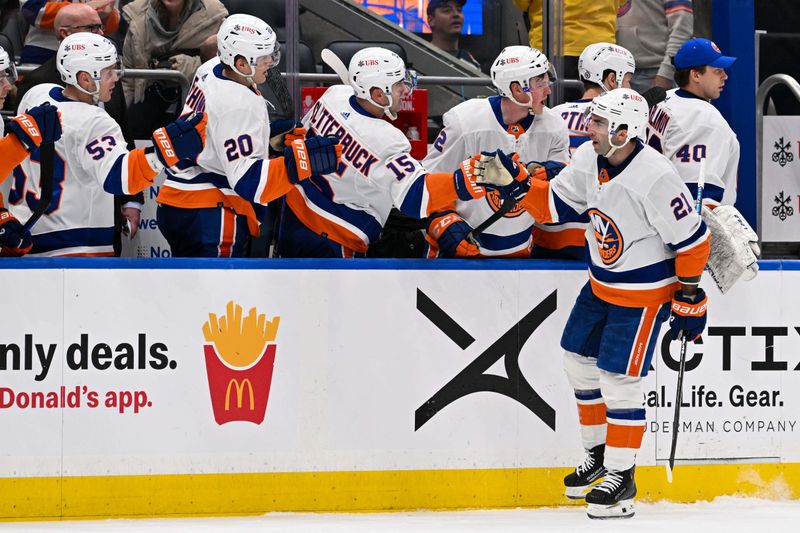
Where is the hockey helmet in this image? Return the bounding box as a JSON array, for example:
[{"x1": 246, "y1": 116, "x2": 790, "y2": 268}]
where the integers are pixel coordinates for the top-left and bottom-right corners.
[
  {"x1": 585, "y1": 88, "x2": 649, "y2": 156},
  {"x1": 217, "y1": 14, "x2": 280, "y2": 81},
  {"x1": 57, "y1": 33, "x2": 122, "y2": 102},
  {"x1": 578, "y1": 42, "x2": 635, "y2": 91},
  {"x1": 348, "y1": 47, "x2": 416, "y2": 120},
  {"x1": 490, "y1": 46, "x2": 556, "y2": 107}
]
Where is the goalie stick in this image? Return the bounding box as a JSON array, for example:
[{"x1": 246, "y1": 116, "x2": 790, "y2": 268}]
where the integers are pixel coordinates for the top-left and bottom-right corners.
[
  {"x1": 666, "y1": 156, "x2": 706, "y2": 483},
  {"x1": 22, "y1": 141, "x2": 55, "y2": 233}
]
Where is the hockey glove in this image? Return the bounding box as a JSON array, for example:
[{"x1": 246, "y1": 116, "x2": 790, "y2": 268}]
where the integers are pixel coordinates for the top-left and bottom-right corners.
[
  {"x1": 526, "y1": 160, "x2": 566, "y2": 181},
  {"x1": 453, "y1": 155, "x2": 486, "y2": 201},
  {"x1": 269, "y1": 119, "x2": 307, "y2": 152},
  {"x1": 669, "y1": 288, "x2": 708, "y2": 341},
  {"x1": 0, "y1": 209, "x2": 32, "y2": 257},
  {"x1": 427, "y1": 210, "x2": 480, "y2": 258},
  {"x1": 475, "y1": 150, "x2": 530, "y2": 201},
  {"x1": 283, "y1": 135, "x2": 342, "y2": 184},
  {"x1": 151, "y1": 112, "x2": 208, "y2": 168},
  {"x1": 8, "y1": 102, "x2": 62, "y2": 152}
]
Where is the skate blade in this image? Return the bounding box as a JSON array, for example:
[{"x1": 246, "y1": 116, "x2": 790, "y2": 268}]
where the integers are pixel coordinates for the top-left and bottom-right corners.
[{"x1": 587, "y1": 499, "x2": 635, "y2": 519}]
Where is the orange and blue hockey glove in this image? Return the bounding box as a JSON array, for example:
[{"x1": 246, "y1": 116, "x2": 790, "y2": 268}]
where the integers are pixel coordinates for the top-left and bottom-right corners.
[
  {"x1": 427, "y1": 210, "x2": 480, "y2": 258},
  {"x1": 151, "y1": 112, "x2": 208, "y2": 167}
]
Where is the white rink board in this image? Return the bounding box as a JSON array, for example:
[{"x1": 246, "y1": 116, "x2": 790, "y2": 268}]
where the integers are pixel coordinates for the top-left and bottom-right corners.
[{"x1": 0, "y1": 263, "x2": 798, "y2": 478}]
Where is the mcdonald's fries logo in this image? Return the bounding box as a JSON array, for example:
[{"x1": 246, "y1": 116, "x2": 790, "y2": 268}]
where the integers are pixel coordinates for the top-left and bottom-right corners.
[{"x1": 202, "y1": 301, "x2": 280, "y2": 425}]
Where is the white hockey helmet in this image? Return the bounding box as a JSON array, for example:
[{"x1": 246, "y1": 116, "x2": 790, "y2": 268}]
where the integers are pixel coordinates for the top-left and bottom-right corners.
[
  {"x1": 57, "y1": 33, "x2": 121, "y2": 103},
  {"x1": 578, "y1": 42, "x2": 635, "y2": 91},
  {"x1": 217, "y1": 14, "x2": 279, "y2": 83},
  {"x1": 0, "y1": 46, "x2": 17, "y2": 84},
  {"x1": 348, "y1": 46, "x2": 416, "y2": 120},
  {"x1": 490, "y1": 46, "x2": 556, "y2": 107},
  {"x1": 585, "y1": 88, "x2": 649, "y2": 157}
]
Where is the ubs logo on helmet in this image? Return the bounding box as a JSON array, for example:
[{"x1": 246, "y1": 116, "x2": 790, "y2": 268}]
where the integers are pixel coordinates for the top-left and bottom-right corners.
[{"x1": 588, "y1": 208, "x2": 623, "y2": 265}]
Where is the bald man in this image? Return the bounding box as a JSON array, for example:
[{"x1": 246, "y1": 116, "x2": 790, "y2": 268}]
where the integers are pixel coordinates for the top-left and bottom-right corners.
[{"x1": 16, "y1": 2, "x2": 143, "y2": 250}]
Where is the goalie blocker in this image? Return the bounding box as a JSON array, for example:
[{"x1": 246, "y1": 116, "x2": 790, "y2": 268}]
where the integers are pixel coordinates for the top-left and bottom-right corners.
[{"x1": 701, "y1": 205, "x2": 760, "y2": 294}]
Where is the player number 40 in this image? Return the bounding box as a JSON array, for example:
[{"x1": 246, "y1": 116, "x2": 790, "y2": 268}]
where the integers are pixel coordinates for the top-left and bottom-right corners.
[{"x1": 675, "y1": 143, "x2": 707, "y2": 163}]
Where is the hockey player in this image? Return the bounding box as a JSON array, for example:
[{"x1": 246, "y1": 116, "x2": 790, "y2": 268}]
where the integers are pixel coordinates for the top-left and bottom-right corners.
[
  {"x1": 157, "y1": 14, "x2": 342, "y2": 257},
  {"x1": 0, "y1": 46, "x2": 63, "y2": 256},
  {"x1": 422, "y1": 45, "x2": 569, "y2": 257},
  {"x1": 475, "y1": 88, "x2": 710, "y2": 518},
  {"x1": 277, "y1": 46, "x2": 488, "y2": 258},
  {"x1": 10, "y1": 33, "x2": 207, "y2": 256},
  {"x1": 645, "y1": 38, "x2": 739, "y2": 208}
]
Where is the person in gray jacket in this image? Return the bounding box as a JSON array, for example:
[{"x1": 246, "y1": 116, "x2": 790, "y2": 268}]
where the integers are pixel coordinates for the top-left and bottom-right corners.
[{"x1": 616, "y1": 0, "x2": 693, "y2": 93}]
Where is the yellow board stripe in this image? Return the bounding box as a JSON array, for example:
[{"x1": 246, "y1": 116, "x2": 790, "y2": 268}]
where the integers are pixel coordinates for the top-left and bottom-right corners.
[{"x1": 1, "y1": 463, "x2": 799, "y2": 521}]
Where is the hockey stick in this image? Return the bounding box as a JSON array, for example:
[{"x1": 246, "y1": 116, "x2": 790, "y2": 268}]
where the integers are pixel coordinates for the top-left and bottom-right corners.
[
  {"x1": 466, "y1": 196, "x2": 518, "y2": 245},
  {"x1": 22, "y1": 141, "x2": 55, "y2": 233},
  {"x1": 666, "y1": 156, "x2": 706, "y2": 482},
  {"x1": 321, "y1": 48, "x2": 349, "y2": 85}
]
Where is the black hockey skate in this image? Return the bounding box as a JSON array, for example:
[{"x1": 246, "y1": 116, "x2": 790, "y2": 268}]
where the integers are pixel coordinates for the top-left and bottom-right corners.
[
  {"x1": 563, "y1": 444, "x2": 606, "y2": 500},
  {"x1": 585, "y1": 466, "x2": 637, "y2": 519}
]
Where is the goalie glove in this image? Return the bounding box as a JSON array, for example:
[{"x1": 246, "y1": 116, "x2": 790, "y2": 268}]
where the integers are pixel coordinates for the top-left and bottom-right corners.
[
  {"x1": 474, "y1": 149, "x2": 530, "y2": 200},
  {"x1": 0, "y1": 209, "x2": 32, "y2": 257},
  {"x1": 669, "y1": 288, "x2": 708, "y2": 342},
  {"x1": 701, "y1": 205, "x2": 760, "y2": 293},
  {"x1": 426, "y1": 210, "x2": 480, "y2": 257}
]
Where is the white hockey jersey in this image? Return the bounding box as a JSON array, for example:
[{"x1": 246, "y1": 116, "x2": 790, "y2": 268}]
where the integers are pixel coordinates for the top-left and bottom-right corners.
[
  {"x1": 645, "y1": 88, "x2": 740, "y2": 207},
  {"x1": 10, "y1": 84, "x2": 140, "y2": 256},
  {"x1": 289, "y1": 84, "x2": 449, "y2": 253},
  {"x1": 423, "y1": 96, "x2": 571, "y2": 256},
  {"x1": 521, "y1": 140, "x2": 710, "y2": 308},
  {"x1": 551, "y1": 98, "x2": 593, "y2": 156},
  {"x1": 158, "y1": 58, "x2": 278, "y2": 237}
]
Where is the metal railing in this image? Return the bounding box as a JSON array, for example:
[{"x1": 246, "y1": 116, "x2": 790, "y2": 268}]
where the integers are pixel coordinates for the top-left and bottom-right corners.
[
  {"x1": 755, "y1": 73, "x2": 800, "y2": 240},
  {"x1": 15, "y1": 65, "x2": 192, "y2": 95}
]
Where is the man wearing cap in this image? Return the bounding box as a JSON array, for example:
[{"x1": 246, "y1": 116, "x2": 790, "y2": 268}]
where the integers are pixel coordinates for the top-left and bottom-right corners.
[
  {"x1": 426, "y1": 0, "x2": 480, "y2": 69},
  {"x1": 644, "y1": 37, "x2": 739, "y2": 209}
]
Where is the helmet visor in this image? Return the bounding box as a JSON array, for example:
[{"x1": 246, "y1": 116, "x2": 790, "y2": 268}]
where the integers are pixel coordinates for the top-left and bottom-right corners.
[
  {"x1": 256, "y1": 44, "x2": 281, "y2": 70},
  {"x1": 393, "y1": 68, "x2": 417, "y2": 94},
  {"x1": 99, "y1": 60, "x2": 124, "y2": 82},
  {"x1": 529, "y1": 63, "x2": 557, "y2": 91},
  {"x1": 1, "y1": 61, "x2": 17, "y2": 86}
]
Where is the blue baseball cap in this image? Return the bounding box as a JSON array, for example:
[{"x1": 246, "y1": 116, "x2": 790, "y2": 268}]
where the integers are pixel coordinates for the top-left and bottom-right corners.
[
  {"x1": 673, "y1": 38, "x2": 736, "y2": 69},
  {"x1": 427, "y1": 0, "x2": 466, "y2": 16}
]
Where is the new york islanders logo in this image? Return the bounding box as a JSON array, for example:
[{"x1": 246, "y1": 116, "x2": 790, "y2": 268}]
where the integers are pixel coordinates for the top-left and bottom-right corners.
[
  {"x1": 202, "y1": 301, "x2": 280, "y2": 425},
  {"x1": 588, "y1": 209, "x2": 623, "y2": 265},
  {"x1": 486, "y1": 189, "x2": 526, "y2": 218}
]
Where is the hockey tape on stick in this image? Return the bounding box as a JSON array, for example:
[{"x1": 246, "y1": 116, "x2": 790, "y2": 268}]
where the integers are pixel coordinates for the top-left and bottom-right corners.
[
  {"x1": 23, "y1": 141, "x2": 55, "y2": 232},
  {"x1": 321, "y1": 49, "x2": 350, "y2": 85}
]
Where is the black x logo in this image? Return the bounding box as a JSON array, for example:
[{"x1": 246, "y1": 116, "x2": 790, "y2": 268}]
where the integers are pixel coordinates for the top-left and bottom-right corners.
[{"x1": 415, "y1": 289, "x2": 558, "y2": 432}]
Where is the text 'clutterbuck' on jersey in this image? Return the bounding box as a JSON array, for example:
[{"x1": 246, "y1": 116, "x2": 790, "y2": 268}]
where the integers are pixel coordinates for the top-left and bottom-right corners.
[
  {"x1": 287, "y1": 84, "x2": 451, "y2": 253},
  {"x1": 9, "y1": 84, "x2": 149, "y2": 257},
  {"x1": 521, "y1": 140, "x2": 710, "y2": 308},
  {"x1": 645, "y1": 88, "x2": 740, "y2": 207},
  {"x1": 551, "y1": 98, "x2": 593, "y2": 156},
  {"x1": 423, "y1": 95, "x2": 573, "y2": 257}
]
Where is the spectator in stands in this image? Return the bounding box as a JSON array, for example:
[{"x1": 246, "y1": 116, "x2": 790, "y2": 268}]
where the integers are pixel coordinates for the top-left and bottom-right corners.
[
  {"x1": 20, "y1": 0, "x2": 119, "y2": 64},
  {"x1": 121, "y1": 0, "x2": 227, "y2": 138},
  {"x1": 513, "y1": 0, "x2": 621, "y2": 98},
  {"x1": 616, "y1": 0, "x2": 693, "y2": 93},
  {"x1": 16, "y1": 2, "x2": 143, "y2": 249},
  {"x1": 426, "y1": 0, "x2": 480, "y2": 70}
]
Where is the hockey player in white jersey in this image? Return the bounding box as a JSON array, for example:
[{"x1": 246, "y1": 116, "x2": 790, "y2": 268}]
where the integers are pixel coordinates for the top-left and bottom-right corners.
[
  {"x1": 541, "y1": 42, "x2": 636, "y2": 259},
  {"x1": 476, "y1": 89, "x2": 710, "y2": 519},
  {"x1": 157, "y1": 14, "x2": 342, "y2": 257},
  {"x1": 422, "y1": 45, "x2": 570, "y2": 258},
  {"x1": 9, "y1": 33, "x2": 207, "y2": 256},
  {"x1": 0, "y1": 45, "x2": 63, "y2": 256},
  {"x1": 278, "y1": 46, "x2": 488, "y2": 258},
  {"x1": 645, "y1": 38, "x2": 739, "y2": 208}
]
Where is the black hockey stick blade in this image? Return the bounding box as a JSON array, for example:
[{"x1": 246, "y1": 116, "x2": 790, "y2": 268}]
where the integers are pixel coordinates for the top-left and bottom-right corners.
[
  {"x1": 641, "y1": 86, "x2": 667, "y2": 109},
  {"x1": 23, "y1": 141, "x2": 55, "y2": 233},
  {"x1": 666, "y1": 334, "x2": 689, "y2": 483},
  {"x1": 467, "y1": 195, "x2": 518, "y2": 244}
]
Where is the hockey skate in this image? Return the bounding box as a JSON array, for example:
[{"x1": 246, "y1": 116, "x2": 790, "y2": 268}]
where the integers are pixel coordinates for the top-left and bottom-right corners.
[
  {"x1": 563, "y1": 444, "x2": 606, "y2": 499},
  {"x1": 585, "y1": 466, "x2": 636, "y2": 519}
]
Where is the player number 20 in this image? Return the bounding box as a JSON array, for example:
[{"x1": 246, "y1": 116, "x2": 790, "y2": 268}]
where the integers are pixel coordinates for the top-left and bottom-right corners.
[{"x1": 224, "y1": 134, "x2": 254, "y2": 161}]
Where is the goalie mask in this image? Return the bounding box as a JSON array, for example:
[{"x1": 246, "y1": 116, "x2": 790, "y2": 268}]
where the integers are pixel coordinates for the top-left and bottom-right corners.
[
  {"x1": 578, "y1": 42, "x2": 635, "y2": 92},
  {"x1": 491, "y1": 46, "x2": 556, "y2": 110},
  {"x1": 57, "y1": 33, "x2": 123, "y2": 104},
  {"x1": 348, "y1": 47, "x2": 416, "y2": 120},
  {"x1": 217, "y1": 14, "x2": 280, "y2": 85},
  {"x1": 584, "y1": 88, "x2": 648, "y2": 158}
]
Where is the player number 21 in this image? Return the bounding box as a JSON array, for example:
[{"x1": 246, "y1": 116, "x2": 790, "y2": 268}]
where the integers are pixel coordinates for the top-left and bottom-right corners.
[{"x1": 670, "y1": 192, "x2": 693, "y2": 221}]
